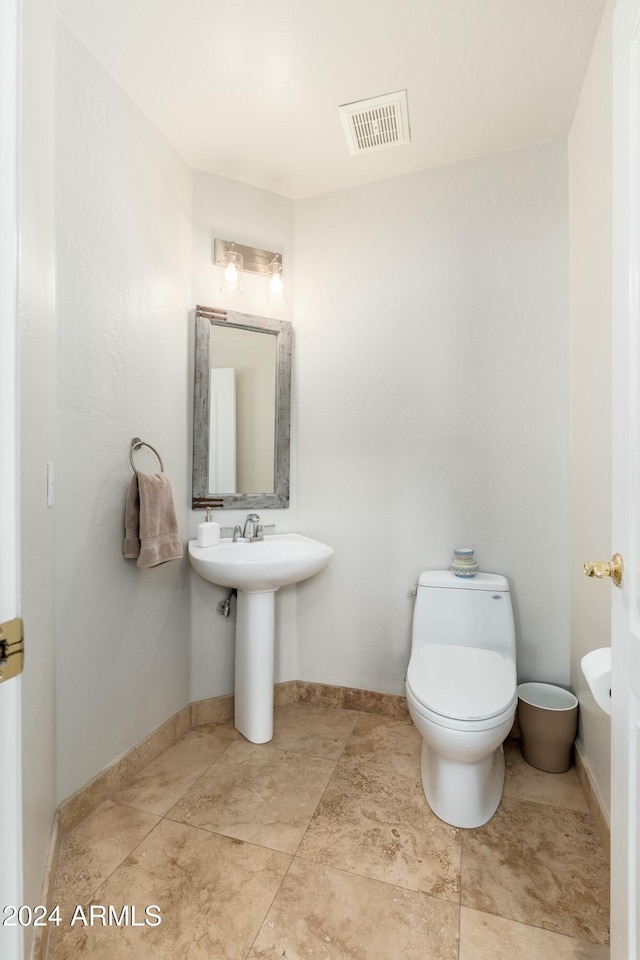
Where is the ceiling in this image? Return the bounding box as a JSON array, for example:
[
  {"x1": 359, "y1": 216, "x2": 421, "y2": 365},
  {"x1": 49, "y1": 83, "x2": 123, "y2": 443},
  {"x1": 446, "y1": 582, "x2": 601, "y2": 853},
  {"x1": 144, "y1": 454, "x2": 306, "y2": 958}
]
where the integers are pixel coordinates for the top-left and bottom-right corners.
[{"x1": 55, "y1": 0, "x2": 607, "y2": 200}]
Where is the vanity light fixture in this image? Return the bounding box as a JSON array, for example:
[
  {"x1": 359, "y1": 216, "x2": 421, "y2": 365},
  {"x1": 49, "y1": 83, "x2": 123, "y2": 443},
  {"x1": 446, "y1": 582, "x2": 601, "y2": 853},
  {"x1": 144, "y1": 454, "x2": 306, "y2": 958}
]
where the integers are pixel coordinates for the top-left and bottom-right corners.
[{"x1": 214, "y1": 238, "x2": 284, "y2": 301}]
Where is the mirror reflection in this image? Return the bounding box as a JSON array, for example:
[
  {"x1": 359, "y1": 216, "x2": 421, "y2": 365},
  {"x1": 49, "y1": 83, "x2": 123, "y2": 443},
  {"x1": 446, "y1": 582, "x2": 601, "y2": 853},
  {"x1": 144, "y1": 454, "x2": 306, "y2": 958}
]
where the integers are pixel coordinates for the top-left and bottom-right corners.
[
  {"x1": 192, "y1": 306, "x2": 291, "y2": 510},
  {"x1": 209, "y1": 325, "x2": 277, "y2": 494}
]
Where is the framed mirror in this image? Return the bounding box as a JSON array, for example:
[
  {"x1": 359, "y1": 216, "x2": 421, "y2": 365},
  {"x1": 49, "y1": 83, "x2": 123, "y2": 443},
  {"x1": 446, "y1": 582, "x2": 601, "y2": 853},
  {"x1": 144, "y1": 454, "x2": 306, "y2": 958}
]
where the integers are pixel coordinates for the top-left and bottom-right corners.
[{"x1": 192, "y1": 305, "x2": 292, "y2": 509}]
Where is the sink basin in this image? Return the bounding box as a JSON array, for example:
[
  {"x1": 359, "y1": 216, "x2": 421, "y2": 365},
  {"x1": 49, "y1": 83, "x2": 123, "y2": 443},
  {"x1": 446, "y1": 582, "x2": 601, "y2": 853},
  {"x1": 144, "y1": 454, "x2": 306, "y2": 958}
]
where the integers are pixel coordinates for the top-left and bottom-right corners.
[{"x1": 188, "y1": 533, "x2": 334, "y2": 592}]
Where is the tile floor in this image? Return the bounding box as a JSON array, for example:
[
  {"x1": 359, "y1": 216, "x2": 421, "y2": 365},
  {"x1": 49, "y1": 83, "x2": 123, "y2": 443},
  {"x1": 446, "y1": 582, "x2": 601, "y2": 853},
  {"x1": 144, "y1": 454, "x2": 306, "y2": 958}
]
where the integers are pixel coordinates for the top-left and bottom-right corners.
[{"x1": 47, "y1": 703, "x2": 610, "y2": 959}]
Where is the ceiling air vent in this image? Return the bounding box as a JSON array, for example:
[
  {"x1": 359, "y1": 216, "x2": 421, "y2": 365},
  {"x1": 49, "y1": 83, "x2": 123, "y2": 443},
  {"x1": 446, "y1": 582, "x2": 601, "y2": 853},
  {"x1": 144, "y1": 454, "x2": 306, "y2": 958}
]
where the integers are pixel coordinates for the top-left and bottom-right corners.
[{"x1": 339, "y1": 90, "x2": 410, "y2": 156}]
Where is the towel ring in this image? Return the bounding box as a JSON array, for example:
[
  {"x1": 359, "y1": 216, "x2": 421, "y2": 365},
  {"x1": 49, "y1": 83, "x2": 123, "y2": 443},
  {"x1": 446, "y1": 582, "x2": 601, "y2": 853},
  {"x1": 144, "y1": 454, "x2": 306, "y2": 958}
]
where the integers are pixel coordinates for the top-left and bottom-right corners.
[{"x1": 129, "y1": 437, "x2": 164, "y2": 473}]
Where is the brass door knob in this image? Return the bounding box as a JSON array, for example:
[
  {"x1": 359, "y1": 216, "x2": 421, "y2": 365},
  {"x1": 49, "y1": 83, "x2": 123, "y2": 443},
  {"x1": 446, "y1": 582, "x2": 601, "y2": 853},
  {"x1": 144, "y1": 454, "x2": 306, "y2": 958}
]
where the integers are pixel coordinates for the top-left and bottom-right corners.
[{"x1": 583, "y1": 553, "x2": 624, "y2": 588}]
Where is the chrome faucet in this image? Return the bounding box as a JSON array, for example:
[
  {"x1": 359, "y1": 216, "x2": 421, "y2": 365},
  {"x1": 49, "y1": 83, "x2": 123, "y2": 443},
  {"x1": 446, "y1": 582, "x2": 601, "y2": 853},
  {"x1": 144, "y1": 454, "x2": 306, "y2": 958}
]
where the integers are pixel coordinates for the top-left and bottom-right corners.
[
  {"x1": 230, "y1": 514, "x2": 274, "y2": 542},
  {"x1": 241, "y1": 513, "x2": 262, "y2": 541}
]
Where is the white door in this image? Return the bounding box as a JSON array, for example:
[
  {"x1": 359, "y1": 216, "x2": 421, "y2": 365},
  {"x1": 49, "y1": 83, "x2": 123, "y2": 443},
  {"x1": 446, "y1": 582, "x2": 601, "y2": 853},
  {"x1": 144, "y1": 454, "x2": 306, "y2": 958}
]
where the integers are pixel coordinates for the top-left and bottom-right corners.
[
  {"x1": 611, "y1": 1, "x2": 640, "y2": 955},
  {"x1": 208, "y1": 367, "x2": 237, "y2": 493},
  {"x1": 0, "y1": 0, "x2": 24, "y2": 957}
]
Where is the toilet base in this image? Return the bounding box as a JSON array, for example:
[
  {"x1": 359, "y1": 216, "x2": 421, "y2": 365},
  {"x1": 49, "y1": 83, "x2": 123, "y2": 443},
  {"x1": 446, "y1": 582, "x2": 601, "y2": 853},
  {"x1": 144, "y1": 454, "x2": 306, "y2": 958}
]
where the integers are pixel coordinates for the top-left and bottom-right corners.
[{"x1": 420, "y1": 738, "x2": 505, "y2": 828}]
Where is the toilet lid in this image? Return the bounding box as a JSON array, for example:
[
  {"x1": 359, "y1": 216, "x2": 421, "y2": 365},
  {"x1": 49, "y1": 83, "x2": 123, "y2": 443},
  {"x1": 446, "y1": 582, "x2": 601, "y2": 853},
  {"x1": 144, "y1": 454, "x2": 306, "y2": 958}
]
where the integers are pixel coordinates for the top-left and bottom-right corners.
[{"x1": 407, "y1": 645, "x2": 516, "y2": 721}]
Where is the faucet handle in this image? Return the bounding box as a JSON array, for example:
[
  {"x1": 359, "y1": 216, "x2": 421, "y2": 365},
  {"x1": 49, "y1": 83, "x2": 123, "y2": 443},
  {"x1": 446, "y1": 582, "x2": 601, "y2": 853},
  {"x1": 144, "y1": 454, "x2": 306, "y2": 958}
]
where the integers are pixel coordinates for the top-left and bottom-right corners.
[{"x1": 232, "y1": 525, "x2": 242, "y2": 542}]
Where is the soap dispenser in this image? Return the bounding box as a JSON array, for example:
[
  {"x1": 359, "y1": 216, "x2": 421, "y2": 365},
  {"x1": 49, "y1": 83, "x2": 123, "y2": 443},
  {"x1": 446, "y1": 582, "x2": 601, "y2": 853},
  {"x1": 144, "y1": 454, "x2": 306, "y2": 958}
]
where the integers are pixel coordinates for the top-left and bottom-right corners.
[{"x1": 196, "y1": 508, "x2": 221, "y2": 547}]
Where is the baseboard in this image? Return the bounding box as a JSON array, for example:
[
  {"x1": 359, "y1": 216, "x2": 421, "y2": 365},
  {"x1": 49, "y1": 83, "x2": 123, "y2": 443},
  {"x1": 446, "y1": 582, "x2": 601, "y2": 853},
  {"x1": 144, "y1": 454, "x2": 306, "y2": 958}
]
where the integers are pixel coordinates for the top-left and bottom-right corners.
[
  {"x1": 574, "y1": 741, "x2": 611, "y2": 862},
  {"x1": 190, "y1": 679, "x2": 300, "y2": 726},
  {"x1": 296, "y1": 681, "x2": 409, "y2": 719},
  {"x1": 29, "y1": 811, "x2": 61, "y2": 960},
  {"x1": 191, "y1": 680, "x2": 410, "y2": 724},
  {"x1": 190, "y1": 692, "x2": 235, "y2": 727}
]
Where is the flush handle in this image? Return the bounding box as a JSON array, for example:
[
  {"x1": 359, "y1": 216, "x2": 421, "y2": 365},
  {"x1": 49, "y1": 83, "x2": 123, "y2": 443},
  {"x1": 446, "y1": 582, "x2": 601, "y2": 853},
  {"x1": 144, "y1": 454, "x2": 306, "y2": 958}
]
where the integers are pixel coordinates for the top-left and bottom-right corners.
[{"x1": 583, "y1": 553, "x2": 624, "y2": 588}]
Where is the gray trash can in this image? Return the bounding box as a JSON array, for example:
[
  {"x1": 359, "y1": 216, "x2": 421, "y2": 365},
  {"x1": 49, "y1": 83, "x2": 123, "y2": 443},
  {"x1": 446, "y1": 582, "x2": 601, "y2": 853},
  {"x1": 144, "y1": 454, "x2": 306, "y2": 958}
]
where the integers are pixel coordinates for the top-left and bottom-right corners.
[{"x1": 517, "y1": 682, "x2": 579, "y2": 773}]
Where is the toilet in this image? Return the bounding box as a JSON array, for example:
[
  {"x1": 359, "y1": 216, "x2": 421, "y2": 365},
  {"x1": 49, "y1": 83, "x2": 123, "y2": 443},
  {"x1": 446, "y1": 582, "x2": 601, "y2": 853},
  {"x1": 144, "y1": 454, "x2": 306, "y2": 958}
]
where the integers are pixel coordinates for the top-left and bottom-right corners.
[{"x1": 406, "y1": 570, "x2": 517, "y2": 828}]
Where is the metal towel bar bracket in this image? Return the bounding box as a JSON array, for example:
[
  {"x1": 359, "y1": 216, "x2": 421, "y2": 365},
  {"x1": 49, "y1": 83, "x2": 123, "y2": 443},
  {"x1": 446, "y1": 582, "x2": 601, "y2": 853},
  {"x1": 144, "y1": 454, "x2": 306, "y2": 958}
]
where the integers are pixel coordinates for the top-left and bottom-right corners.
[{"x1": 129, "y1": 437, "x2": 164, "y2": 473}]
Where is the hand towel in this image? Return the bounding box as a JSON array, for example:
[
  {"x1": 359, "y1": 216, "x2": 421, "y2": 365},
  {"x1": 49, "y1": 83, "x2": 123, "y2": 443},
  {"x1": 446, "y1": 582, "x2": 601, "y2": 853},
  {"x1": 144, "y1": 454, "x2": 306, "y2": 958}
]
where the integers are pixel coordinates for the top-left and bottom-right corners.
[{"x1": 123, "y1": 471, "x2": 183, "y2": 569}]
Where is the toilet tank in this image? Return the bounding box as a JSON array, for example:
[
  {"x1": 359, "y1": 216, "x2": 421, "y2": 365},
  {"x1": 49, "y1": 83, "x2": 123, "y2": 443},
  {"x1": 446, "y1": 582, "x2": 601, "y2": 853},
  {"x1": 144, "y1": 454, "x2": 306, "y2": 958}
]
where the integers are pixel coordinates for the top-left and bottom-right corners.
[{"x1": 412, "y1": 570, "x2": 516, "y2": 664}]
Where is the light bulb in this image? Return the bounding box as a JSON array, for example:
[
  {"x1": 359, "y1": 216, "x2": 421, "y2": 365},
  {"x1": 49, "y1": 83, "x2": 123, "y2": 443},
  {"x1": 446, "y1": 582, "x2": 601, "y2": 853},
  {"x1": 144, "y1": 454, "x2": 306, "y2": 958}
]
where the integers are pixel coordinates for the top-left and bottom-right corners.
[
  {"x1": 269, "y1": 271, "x2": 283, "y2": 295},
  {"x1": 220, "y1": 248, "x2": 242, "y2": 295},
  {"x1": 224, "y1": 261, "x2": 238, "y2": 284}
]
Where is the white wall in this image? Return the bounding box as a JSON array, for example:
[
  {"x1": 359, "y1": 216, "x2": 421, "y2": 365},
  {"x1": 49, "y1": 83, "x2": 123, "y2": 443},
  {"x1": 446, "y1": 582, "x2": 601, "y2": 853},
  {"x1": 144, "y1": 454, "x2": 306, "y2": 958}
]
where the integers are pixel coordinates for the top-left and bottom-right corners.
[
  {"x1": 19, "y1": 0, "x2": 58, "y2": 950},
  {"x1": 568, "y1": 0, "x2": 614, "y2": 816},
  {"x1": 190, "y1": 169, "x2": 297, "y2": 702},
  {"x1": 294, "y1": 142, "x2": 571, "y2": 694},
  {"x1": 55, "y1": 21, "x2": 193, "y2": 801}
]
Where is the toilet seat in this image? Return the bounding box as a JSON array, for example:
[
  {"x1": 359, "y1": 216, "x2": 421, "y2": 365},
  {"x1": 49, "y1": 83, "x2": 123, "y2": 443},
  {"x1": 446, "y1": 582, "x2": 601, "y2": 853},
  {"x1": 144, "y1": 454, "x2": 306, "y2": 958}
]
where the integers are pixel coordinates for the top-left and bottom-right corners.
[
  {"x1": 407, "y1": 644, "x2": 516, "y2": 723},
  {"x1": 407, "y1": 687, "x2": 516, "y2": 733}
]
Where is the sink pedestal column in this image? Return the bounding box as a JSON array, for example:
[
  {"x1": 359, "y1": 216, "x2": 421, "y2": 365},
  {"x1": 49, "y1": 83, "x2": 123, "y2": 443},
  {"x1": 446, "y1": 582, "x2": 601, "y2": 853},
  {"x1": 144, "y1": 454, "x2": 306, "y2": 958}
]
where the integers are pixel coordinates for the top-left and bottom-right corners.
[{"x1": 234, "y1": 589, "x2": 276, "y2": 743}]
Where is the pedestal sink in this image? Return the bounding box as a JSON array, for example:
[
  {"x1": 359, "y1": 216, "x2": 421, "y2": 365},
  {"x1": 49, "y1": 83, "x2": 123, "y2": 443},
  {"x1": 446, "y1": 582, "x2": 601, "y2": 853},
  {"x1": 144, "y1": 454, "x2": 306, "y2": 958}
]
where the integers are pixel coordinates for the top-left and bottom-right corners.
[{"x1": 188, "y1": 534, "x2": 334, "y2": 743}]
